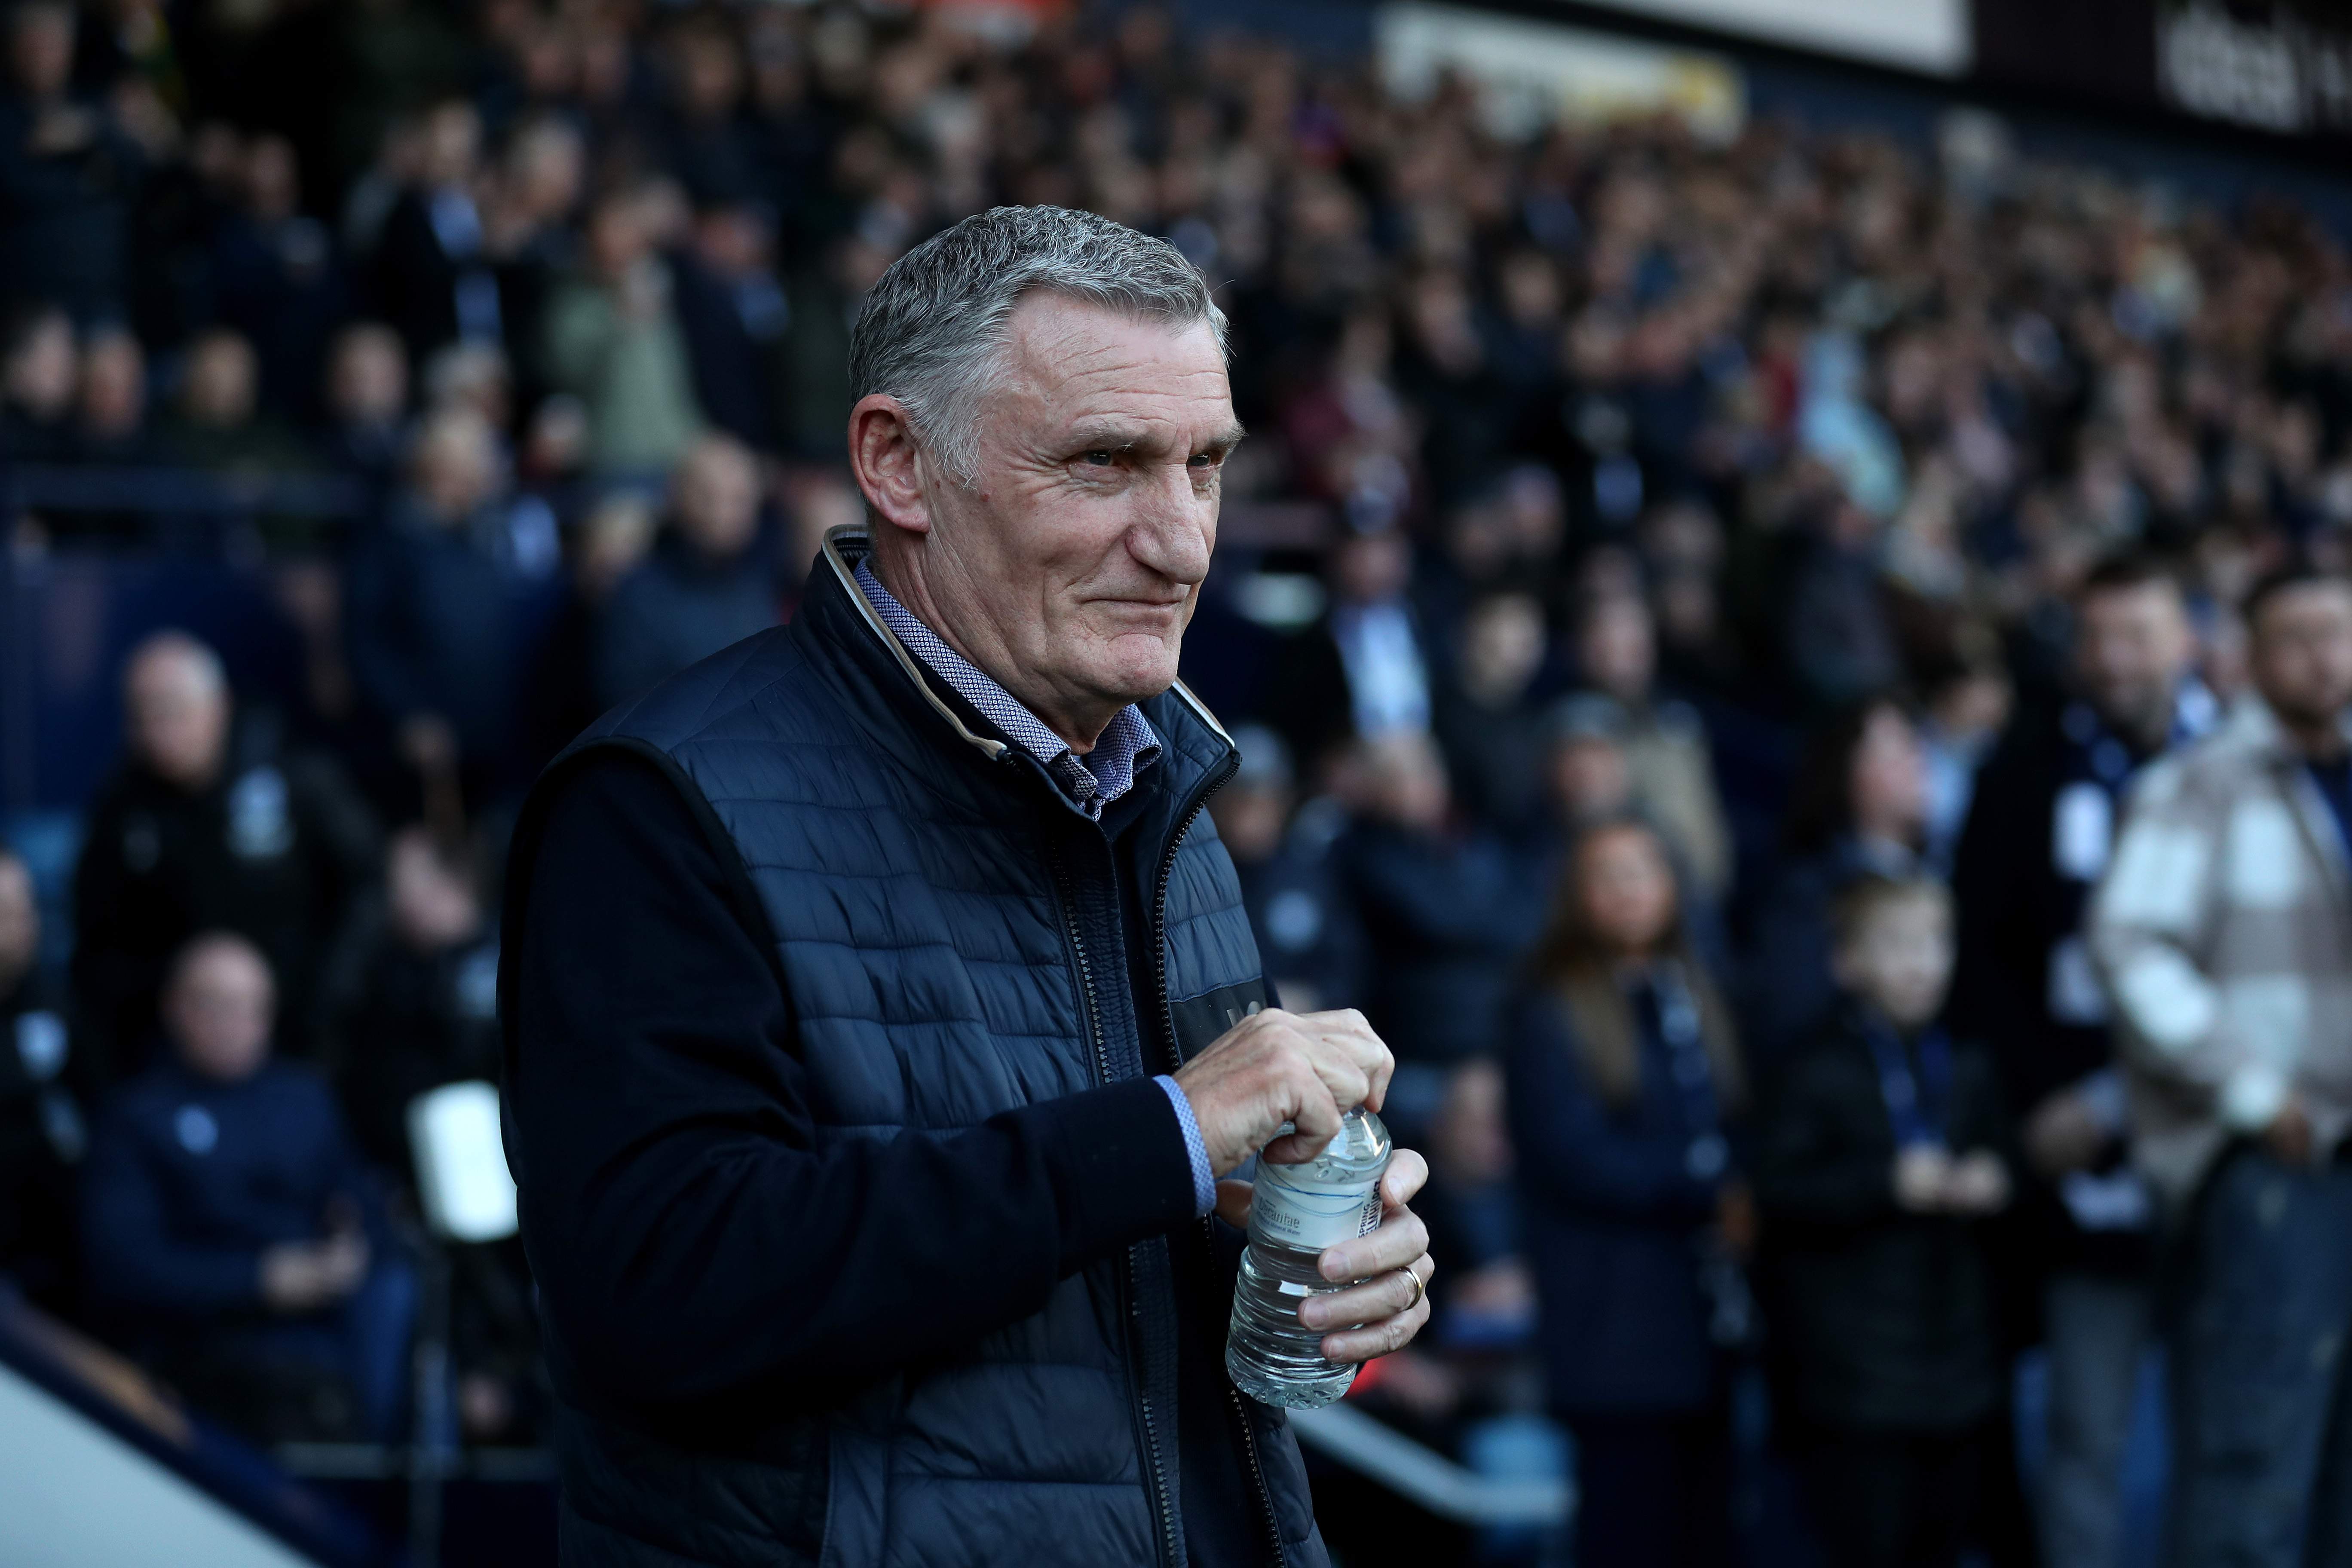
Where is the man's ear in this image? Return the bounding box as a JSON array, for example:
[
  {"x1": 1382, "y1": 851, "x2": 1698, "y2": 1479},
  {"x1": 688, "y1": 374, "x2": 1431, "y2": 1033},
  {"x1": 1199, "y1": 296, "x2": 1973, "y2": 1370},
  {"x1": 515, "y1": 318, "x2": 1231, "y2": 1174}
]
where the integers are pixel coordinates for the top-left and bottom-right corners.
[{"x1": 847, "y1": 394, "x2": 933, "y2": 538}]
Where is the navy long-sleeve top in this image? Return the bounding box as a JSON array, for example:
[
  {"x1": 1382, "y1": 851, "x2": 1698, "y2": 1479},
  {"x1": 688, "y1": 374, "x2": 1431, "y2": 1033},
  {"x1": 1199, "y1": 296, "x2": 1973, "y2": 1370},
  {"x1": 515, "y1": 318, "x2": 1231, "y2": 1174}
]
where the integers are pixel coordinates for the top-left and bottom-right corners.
[
  {"x1": 80, "y1": 1057, "x2": 385, "y2": 1322},
  {"x1": 1504, "y1": 982, "x2": 1732, "y2": 1418}
]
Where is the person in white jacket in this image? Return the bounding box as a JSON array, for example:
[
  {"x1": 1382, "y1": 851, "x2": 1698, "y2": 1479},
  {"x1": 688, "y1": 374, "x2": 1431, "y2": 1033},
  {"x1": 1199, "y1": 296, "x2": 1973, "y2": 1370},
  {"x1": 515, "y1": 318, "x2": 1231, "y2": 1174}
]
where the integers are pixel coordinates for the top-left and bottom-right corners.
[{"x1": 2090, "y1": 564, "x2": 2352, "y2": 1568}]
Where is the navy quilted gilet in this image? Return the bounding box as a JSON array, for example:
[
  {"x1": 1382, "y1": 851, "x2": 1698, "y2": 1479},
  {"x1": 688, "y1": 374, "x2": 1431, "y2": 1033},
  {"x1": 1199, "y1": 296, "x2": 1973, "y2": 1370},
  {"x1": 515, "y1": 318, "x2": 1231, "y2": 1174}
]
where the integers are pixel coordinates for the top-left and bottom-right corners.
[{"x1": 508, "y1": 532, "x2": 1329, "y2": 1568}]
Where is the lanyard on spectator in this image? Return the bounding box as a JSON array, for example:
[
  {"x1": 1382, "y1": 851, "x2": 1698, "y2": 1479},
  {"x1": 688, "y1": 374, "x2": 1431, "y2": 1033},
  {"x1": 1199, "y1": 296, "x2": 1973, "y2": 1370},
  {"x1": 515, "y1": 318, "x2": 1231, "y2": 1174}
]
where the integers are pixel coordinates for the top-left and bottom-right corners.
[
  {"x1": 1646, "y1": 963, "x2": 1728, "y2": 1182},
  {"x1": 1863, "y1": 1020, "x2": 1951, "y2": 1151}
]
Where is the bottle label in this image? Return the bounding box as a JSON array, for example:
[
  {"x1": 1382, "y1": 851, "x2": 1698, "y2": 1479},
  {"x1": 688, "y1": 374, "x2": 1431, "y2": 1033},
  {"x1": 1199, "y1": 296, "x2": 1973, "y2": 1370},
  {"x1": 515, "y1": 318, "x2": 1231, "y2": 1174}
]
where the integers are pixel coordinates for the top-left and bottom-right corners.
[{"x1": 1251, "y1": 1181, "x2": 1384, "y2": 1252}]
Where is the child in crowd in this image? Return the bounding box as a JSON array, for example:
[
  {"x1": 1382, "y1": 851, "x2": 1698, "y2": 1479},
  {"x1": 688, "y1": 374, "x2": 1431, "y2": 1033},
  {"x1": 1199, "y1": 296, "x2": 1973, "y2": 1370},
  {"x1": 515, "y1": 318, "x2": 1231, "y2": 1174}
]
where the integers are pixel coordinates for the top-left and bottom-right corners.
[
  {"x1": 1755, "y1": 876, "x2": 2010, "y2": 1568},
  {"x1": 1506, "y1": 815, "x2": 1752, "y2": 1568}
]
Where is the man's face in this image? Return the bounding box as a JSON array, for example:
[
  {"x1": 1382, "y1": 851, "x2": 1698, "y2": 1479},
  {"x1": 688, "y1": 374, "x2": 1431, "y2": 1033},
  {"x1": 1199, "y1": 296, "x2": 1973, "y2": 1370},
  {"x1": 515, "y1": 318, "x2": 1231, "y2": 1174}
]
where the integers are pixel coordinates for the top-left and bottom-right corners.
[
  {"x1": 126, "y1": 648, "x2": 230, "y2": 791},
  {"x1": 2076, "y1": 580, "x2": 2193, "y2": 740},
  {"x1": 881, "y1": 298, "x2": 1237, "y2": 738},
  {"x1": 673, "y1": 439, "x2": 760, "y2": 559},
  {"x1": 2252, "y1": 581, "x2": 2352, "y2": 732},
  {"x1": 1579, "y1": 596, "x2": 1654, "y2": 704},
  {"x1": 165, "y1": 940, "x2": 275, "y2": 1083}
]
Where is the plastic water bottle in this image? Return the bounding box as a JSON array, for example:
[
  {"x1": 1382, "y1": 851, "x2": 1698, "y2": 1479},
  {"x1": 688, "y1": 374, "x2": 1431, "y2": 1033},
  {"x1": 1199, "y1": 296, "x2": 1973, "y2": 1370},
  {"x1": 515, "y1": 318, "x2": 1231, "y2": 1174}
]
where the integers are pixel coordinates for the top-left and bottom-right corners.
[{"x1": 1226, "y1": 1107, "x2": 1393, "y2": 1408}]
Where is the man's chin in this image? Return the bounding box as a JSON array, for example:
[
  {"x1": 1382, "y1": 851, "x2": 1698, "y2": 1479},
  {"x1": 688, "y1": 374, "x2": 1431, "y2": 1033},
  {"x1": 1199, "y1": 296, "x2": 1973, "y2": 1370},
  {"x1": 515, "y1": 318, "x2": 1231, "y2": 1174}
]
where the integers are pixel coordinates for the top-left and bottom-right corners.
[{"x1": 1081, "y1": 640, "x2": 1185, "y2": 706}]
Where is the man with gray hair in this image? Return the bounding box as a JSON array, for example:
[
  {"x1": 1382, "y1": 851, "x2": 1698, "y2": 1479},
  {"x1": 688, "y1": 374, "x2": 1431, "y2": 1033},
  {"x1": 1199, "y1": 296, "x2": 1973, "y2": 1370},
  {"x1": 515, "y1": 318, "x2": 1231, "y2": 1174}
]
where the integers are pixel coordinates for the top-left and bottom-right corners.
[{"x1": 505, "y1": 206, "x2": 1433, "y2": 1566}]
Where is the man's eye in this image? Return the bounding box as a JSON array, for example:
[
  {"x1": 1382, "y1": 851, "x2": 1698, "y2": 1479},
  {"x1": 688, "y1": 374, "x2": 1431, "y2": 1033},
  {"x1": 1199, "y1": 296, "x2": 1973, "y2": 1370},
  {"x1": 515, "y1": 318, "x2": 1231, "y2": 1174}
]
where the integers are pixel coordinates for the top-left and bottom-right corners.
[{"x1": 1081, "y1": 450, "x2": 1115, "y2": 467}]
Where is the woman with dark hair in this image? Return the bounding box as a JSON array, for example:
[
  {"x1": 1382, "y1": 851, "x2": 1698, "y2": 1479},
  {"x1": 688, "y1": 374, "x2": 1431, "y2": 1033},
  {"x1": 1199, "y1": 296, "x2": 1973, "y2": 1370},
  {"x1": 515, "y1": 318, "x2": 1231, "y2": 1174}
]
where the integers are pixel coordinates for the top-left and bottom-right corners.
[
  {"x1": 1743, "y1": 695, "x2": 1929, "y2": 1060},
  {"x1": 1505, "y1": 815, "x2": 1754, "y2": 1568}
]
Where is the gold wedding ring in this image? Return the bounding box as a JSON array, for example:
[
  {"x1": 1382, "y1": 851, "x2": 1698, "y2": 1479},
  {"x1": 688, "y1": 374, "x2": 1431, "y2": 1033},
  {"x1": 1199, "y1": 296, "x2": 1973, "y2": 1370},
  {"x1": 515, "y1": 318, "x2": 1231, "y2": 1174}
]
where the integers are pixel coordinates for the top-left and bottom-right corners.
[{"x1": 1398, "y1": 1264, "x2": 1426, "y2": 1312}]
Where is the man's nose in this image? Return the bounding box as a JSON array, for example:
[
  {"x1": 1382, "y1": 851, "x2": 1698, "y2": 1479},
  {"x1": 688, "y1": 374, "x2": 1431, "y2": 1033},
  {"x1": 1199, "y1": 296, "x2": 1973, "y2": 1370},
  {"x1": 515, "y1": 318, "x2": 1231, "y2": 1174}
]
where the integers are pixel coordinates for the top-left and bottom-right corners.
[{"x1": 1127, "y1": 463, "x2": 1213, "y2": 585}]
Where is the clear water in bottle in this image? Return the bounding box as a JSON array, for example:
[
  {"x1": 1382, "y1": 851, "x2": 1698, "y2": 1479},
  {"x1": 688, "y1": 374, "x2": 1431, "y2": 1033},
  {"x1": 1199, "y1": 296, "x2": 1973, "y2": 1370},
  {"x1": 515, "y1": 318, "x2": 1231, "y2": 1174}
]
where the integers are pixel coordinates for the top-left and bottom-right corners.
[{"x1": 1226, "y1": 1106, "x2": 1393, "y2": 1408}]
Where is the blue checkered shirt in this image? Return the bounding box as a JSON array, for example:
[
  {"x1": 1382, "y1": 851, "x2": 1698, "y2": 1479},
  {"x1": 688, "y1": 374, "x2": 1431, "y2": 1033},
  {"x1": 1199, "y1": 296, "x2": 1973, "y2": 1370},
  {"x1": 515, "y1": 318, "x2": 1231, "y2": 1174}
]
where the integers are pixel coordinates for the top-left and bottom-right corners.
[{"x1": 854, "y1": 558, "x2": 1215, "y2": 1216}]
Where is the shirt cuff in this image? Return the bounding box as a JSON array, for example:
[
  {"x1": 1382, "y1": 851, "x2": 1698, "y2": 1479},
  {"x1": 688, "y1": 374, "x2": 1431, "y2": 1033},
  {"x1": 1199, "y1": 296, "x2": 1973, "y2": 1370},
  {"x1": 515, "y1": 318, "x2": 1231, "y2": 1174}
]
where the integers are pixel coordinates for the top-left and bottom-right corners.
[
  {"x1": 2221, "y1": 1064, "x2": 2291, "y2": 1134},
  {"x1": 1154, "y1": 1075, "x2": 1216, "y2": 1218}
]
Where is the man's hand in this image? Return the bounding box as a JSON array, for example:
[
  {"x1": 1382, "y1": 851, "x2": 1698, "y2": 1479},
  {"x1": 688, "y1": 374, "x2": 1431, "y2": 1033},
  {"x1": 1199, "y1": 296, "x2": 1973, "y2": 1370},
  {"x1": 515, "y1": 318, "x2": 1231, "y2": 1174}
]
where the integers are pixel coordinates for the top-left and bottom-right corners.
[
  {"x1": 1173, "y1": 1008, "x2": 1394, "y2": 1173},
  {"x1": 1893, "y1": 1145, "x2": 1956, "y2": 1213},
  {"x1": 258, "y1": 1229, "x2": 369, "y2": 1314},
  {"x1": 2024, "y1": 1088, "x2": 2108, "y2": 1179},
  {"x1": 1216, "y1": 1148, "x2": 1434, "y2": 1366},
  {"x1": 2266, "y1": 1094, "x2": 2315, "y2": 1167},
  {"x1": 1946, "y1": 1150, "x2": 2012, "y2": 1214}
]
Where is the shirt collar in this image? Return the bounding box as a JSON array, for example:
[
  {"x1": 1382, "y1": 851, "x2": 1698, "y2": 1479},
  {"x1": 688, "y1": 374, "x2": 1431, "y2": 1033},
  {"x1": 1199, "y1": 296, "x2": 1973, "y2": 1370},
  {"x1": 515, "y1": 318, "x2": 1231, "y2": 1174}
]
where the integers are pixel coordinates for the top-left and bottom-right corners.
[{"x1": 854, "y1": 559, "x2": 1160, "y2": 819}]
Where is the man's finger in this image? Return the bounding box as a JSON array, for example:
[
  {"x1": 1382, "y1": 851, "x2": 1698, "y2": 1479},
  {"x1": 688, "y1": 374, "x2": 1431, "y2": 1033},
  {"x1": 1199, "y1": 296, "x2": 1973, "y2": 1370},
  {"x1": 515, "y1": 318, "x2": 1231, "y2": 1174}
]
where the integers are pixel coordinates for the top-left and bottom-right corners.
[
  {"x1": 1318, "y1": 1206, "x2": 1429, "y2": 1282},
  {"x1": 1316, "y1": 1263, "x2": 1433, "y2": 1363},
  {"x1": 1301, "y1": 1256, "x2": 1430, "y2": 1331},
  {"x1": 1379, "y1": 1148, "x2": 1428, "y2": 1209}
]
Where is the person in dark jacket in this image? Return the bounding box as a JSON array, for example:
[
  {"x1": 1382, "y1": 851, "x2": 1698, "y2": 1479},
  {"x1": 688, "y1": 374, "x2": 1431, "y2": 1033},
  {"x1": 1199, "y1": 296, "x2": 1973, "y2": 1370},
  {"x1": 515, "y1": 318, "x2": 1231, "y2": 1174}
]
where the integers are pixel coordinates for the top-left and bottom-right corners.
[
  {"x1": 1948, "y1": 553, "x2": 2213, "y2": 1568},
  {"x1": 72, "y1": 632, "x2": 380, "y2": 1081},
  {"x1": 590, "y1": 432, "x2": 781, "y2": 709},
  {"x1": 503, "y1": 207, "x2": 1436, "y2": 1568},
  {"x1": 0, "y1": 848, "x2": 83, "y2": 1314},
  {"x1": 366, "y1": 99, "x2": 500, "y2": 367},
  {"x1": 1506, "y1": 814, "x2": 1752, "y2": 1568},
  {"x1": 1756, "y1": 876, "x2": 2012, "y2": 1568},
  {"x1": 345, "y1": 405, "x2": 523, "y2": 798},
  {"x1": 1342, "y1": 730, "x2": 1545, "y2": 1077},
  {"x1": 1210, "y1": 724, "x2": 1363, "y2": 1017},
  {"x1": 1263, "y1": 526, "x2": 1438, "y2": 781},
  {"x1": 1745, "y1": 695, "x2": 1931, "y2": 1060},
  {"x1": 1431, "y1": 589, "x2": 1552, "y2": 839},
  {"x1": 80, "y1": 933, "x2": 411, "y2": 1443},
  {"x1": 0, "y1": 0, "x2": 143, "y2": 322},
  {"x1": 337, "y1": 824, "x2": 499, "y2": 1176},
  {"x1": 672, "y1": 203, "x2": 787, "y2": 451},
  {"x1": 0, "y1": 298, "x2": 74, "y2": 459}
]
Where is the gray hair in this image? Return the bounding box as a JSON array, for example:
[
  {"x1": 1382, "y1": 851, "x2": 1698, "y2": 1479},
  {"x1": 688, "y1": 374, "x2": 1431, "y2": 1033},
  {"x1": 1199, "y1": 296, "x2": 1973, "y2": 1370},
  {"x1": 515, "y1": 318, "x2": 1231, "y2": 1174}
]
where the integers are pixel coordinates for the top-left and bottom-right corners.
[{"x1": 848, "y1": 205, "x2": 1227, "y2": 484}]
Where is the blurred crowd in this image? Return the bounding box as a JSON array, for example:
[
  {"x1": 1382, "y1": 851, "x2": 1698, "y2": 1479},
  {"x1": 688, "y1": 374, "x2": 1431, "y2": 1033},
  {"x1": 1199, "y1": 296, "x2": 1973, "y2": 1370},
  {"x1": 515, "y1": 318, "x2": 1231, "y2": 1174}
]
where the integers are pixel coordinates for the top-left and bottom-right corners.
[{"x1": 7, "y1": 0, "x2": 2352, "y2": 1562}]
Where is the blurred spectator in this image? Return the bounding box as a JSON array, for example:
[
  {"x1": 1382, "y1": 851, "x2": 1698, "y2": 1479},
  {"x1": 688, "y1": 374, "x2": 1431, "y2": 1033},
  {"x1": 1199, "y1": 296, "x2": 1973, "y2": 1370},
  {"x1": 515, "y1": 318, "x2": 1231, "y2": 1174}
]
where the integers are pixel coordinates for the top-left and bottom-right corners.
[
  {"x1": 673, "y1": 202, "x2": 787, "y2": 453},
  {"x1": 0, "y1": 847, "x2": 83, "y2": 1312},
  {"x1": 1505, "y1": 816, "x2": 1750, "y2": 1568},
  {"x1": 72, "y1": 631, "x2": 378, "y2": 1080},
  {"x1": 1416, "y1": 1054, "x2": 1532, "y2": 1350},
  {"x1": 542, "y1": 185, "x2": 707, "y2": 476},
  {"x1": 1785, "y1": 497, "x2": 1904, "y2": 712},
  {"x1": 1915, "y1": 657, "x2": 2011, "y2": 874},
  {"x1": 1266, "y1": 527, "x2": 1434, "y2": 779},
  {"x1": 1746, "y1": 697, "x2": 1929, "y2": 1059},
  {"x1": 522, "y1": 487, "x2": 655, "y2": 766},
  {"x1": 479, "y1": 116, "x2": 584, "y2": 364},
  {"x1": 1951, "y1": 554, "x2": 2213, "y2": 1568},
  {"x1": 69, "y1": 322, "x2": 149, "y2": 464},
  {"x1": 367, "y1": 98, "x2": 499, "y2": 368},
  {"x1": 344, "y1": 406, "x2": 522, "y2": 798},
  {"x1": 0, "y1": 0, "x2": 142, "y2": 321},
  {"x1": 1342, "y1": 731, "x2": 1540, "y2": 1077},
  {"x1": 2091, "y1": 566, "x2": 2352, "y2": 1566},
  {"x1": 336, "y1": 825, "x2": 496, "y2": 1176},
  {"x1": 1756, "y1": 876, "x2": 2011, "y2": 1568},
  {"x1": 210, "y1": 134, "x2": 345, "y2": 422},
  {"x1": 1433, "y1": 591, "x2": 1552, "y2": 838},
  {"x1": 420, "y1": 338, "x2": 511, "y2": 433},
  {"x1": 591, "y1": 432, "x2": 779, "y2": 709},
  {"x1": 156, "y1": 327, "x2": 312, "y2": 475},
  {"x1": 1575, "y1": 589, "x2": 1734, "y2": 900},
  {"x1": 1209, "y1": 724, "x2": 1361, "y2": 1016},
  {"x1": 1543, "y1": 694, "x2": 1638, "y2": 828},
  {"x1": 0, "y1": 298, "x2": 74, "y2": 458},
  {"x1": 79, "y1": 932, "x2": 409, "y2": 1442},
  {"x1": 317, "y1": 321, "x2": 408, "y2": 499}
]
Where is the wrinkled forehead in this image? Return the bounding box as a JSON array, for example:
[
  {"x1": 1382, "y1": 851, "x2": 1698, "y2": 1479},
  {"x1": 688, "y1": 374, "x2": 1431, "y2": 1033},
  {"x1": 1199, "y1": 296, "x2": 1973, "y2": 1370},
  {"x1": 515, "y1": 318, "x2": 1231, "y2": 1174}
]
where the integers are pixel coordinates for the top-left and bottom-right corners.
[{"x1": 994, "y1": 296, "x2": 1235, "y2": 443}]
